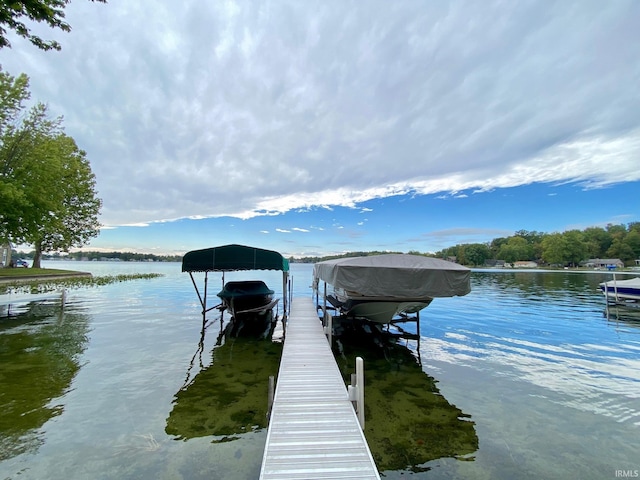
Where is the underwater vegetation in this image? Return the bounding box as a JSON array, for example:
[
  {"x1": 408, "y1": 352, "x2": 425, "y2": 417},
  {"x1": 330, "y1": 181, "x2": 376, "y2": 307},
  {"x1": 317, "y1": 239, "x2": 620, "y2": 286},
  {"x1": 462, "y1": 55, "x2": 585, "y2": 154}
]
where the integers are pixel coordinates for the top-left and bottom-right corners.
[
  {"x1": 0, "y1": 273, "x2": 164, "y2": 295},
  {"x1": 165, "y1": 331, "x2": 282, "y2": 442},
  {"x1": 331, "y1": 318, "x2": 479, "y2": 473}
]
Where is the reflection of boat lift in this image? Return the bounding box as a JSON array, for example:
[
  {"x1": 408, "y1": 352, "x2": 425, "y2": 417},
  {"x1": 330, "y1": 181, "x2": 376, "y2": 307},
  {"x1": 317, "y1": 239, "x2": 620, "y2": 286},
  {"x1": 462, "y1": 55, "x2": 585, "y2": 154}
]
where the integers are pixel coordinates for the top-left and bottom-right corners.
[
  {"x1": 601, "y1": 273, "x2": 640, "y2": 329},
  {"x1": 604, "y1": 300, "x2": 640, "y2": 330},
  {"x1": 181, "y1": 284, "x2": 279, "y2": 389}
]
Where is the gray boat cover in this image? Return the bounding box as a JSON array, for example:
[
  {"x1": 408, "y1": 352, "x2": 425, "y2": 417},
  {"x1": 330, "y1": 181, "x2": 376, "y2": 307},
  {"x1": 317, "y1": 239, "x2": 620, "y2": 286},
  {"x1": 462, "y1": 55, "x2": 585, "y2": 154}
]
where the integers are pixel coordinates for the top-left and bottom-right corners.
[{"x1": 313, "y1": 254, "x2": 471, "y2": 298}]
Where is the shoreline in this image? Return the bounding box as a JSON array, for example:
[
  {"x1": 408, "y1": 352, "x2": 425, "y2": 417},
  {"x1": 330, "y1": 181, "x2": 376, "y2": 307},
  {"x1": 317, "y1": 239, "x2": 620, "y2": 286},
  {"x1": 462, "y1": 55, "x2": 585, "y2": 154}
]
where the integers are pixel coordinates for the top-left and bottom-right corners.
[{"x1": 0, "y1": 270, "x2": 92, "y2": 285}]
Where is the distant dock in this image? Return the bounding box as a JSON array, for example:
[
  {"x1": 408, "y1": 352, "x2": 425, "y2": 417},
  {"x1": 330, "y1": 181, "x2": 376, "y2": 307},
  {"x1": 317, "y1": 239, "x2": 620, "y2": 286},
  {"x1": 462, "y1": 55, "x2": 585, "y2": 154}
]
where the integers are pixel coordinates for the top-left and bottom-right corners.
[{"x1": 260, "y1": 296, "x2": 380, "y2": 479}]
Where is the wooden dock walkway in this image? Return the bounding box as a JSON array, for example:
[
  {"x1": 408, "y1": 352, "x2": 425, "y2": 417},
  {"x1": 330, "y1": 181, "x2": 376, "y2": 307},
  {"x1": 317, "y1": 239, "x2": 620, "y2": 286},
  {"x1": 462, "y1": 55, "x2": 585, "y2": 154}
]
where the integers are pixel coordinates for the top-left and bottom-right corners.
[{"x1": 260, "y1": 296, "x2": 380, "y2": 479}]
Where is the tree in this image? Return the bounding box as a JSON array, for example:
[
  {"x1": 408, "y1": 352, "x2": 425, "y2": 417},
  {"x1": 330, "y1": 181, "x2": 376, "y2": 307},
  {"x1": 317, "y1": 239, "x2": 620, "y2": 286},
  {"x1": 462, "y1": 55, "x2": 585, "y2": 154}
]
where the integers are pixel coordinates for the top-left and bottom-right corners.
[
  {"x1": 628, "y1": 222, "x2": 640, "y2": 234},
  {"x1": 0, "y1": 70, "x2": 30, "y2": 133},
  {"x1": 514, "y1": 229, "x2": 545, "y2": 261},
  {"x1": 541, "y1": 233, "x2": 568, "y2": 265},
  {"x1": 624, "y1": 230, "x2": 640, "y2": 259},
  {"x1": 562, "y1": 230, "x2": 587, "y2": 267},
  {"x1": 497, "y1": 236, "x2": 533, "y2": 263},
  {"x1": 606, "y1": 239, "x2": 636, "y2": 265},
  {"x1": 1, "y1": 100, "x2": 64, "y2": 244},
  {"x1": 606, "y1": 224, "x2": 627, "y2": 241},
  {"x1": 461, "y1": 243, "x2": 491, "y2": 266},
  {"x1": 0, "y1": 70, "x2": 101, "y2": 266},
  {"x1": 582, "y1": 226, "x2": 610, "y2": 259},
  {"x1": 24, "y1": 133, "x2": 101, "y2": 267},
  {"x1": 0, "y1": 0, "x2": 107, "y2": 51},
  {"x1": 488, "y1": 237, "x2": 508, "y2": 259}
]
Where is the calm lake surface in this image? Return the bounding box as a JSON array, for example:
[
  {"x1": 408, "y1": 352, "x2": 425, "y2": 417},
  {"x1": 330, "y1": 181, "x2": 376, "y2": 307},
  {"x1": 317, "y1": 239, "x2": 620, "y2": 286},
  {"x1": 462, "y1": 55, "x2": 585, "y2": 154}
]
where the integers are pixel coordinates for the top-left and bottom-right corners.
[{"x1": 1, "y1": 262, "x2": 639, "y2": 479}]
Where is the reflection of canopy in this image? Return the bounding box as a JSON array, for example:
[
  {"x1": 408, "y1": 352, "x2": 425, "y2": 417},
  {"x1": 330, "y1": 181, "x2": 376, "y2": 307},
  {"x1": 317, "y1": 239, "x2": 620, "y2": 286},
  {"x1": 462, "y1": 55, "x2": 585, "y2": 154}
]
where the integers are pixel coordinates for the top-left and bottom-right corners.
[
  {"x1": 182, "y1": 244, "x2": 289, "y2": 273},
  {"x1": 313, "y1": 254, "x2": 470, "y2": 298}
]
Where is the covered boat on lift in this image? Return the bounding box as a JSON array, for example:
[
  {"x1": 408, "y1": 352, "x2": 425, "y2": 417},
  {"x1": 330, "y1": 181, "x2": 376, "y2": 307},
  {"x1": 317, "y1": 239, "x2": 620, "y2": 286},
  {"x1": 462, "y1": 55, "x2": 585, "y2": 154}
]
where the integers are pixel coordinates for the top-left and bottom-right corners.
[
  {"x1": 182, "y1": 244, "x2": 290, "y2": 333},
  {"x1": 313, "y1": 254, "x2": 470, "y2": 324},
  {"x1": 599, "y1": 276, "x2": 640, "y2": 303},
  {"x1": 216, "y1": 280, "x2": 275, "y2": 317}
]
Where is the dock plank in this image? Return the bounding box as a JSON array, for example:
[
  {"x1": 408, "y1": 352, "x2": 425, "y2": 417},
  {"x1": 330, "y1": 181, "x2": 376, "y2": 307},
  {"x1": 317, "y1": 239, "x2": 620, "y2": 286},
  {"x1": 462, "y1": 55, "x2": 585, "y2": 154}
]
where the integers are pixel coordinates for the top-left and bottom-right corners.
[{"x1": 260, "y1": 297, "x2": 380, "y2": 479}]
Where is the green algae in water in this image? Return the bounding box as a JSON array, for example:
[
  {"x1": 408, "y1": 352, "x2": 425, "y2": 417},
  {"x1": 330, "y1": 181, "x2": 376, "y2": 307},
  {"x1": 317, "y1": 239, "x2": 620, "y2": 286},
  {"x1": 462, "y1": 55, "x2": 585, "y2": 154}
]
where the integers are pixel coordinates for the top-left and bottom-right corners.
[
  {"x1": 0, "y1": 273, "x2": 164, "y2": 296},
  {"x1": 332, "y1": 319, "x2": 479, "y2": 473},
  {"x1": 165, "y1": 335, "x2": 282, "y2": 441}
]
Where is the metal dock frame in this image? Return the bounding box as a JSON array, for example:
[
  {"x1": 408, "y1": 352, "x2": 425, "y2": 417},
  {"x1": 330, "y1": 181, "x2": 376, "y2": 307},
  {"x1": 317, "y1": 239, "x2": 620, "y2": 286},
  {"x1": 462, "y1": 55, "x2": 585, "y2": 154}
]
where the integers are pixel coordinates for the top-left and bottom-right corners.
[{"x1": 260, "y1": 296, "x2": 380, "y2": 479}]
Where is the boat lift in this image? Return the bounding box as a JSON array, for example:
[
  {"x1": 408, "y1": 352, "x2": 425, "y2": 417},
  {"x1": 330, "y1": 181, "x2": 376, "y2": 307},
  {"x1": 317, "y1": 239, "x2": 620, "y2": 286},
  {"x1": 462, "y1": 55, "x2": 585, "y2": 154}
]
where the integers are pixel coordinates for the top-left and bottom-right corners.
[{"x1": 182, "y1": 244, "x2": 290, "y2": 329}]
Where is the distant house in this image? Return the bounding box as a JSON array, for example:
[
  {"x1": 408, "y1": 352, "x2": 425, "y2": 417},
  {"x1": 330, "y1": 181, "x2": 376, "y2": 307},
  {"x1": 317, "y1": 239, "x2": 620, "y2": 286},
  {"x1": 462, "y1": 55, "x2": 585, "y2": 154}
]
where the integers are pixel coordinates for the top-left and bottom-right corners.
[
  {"x1": 485, "y1": 259, "x2": 506, "y2": 268},
  {"x1": 513, "y1": 261, "x2": 538, "y2": 268},
  {"x1": 581, "y1": 258, "x2": 624, "y2": 269}
]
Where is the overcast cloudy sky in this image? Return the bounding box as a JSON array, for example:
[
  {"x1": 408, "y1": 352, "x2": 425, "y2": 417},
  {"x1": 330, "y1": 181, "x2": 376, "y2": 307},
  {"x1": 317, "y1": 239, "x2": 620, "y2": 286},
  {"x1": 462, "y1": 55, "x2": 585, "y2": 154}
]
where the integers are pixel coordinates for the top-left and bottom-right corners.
[{"x1": 1, "y1": 1, "x2": 639, "y2": 257}]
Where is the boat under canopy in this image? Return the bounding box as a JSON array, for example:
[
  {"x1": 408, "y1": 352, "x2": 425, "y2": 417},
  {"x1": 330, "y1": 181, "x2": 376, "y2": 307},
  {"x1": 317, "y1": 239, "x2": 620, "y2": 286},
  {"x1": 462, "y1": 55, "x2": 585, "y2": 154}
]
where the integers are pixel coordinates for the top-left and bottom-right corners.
[
  {"x1": 217, "y1": 280, "x2": 276, "y2": 315},
  {"x1": 182, "y1": 244, "x2": 290, "y2": 327},
  {"x1": 313, "y1": 254, "x2": 471, "y2": 324}
]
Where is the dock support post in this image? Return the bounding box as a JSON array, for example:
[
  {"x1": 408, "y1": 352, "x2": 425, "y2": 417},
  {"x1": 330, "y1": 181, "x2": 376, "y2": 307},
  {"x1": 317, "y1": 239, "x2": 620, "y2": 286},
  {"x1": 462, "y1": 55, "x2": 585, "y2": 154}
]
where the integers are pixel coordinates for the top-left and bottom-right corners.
[
  {"x1": 324, "y1": 312, "x2": 332, "y2": 347},
  {"x1": 348, "y1": 356, "x2": 365, "y2": 430},
  {"x1": 267, "y1": 375, "x2": 275, "y2": 423},
  {"x1": 323, "y1": 281, "x2": 327, "y2": 319}
]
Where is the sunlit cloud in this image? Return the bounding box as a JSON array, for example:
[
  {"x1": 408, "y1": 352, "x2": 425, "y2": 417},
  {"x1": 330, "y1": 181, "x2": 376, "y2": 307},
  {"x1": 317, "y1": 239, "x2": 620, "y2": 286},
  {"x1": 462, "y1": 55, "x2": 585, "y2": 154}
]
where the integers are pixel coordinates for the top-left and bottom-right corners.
[{"x1": 3, "y1": 0, "x2": 638, "y2": 256}]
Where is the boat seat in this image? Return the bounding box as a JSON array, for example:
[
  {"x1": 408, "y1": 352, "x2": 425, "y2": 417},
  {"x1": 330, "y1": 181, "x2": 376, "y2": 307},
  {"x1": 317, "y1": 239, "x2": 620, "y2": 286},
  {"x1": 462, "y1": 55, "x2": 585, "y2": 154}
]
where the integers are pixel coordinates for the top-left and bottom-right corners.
[{"x1": 325, "y1": 294, "x2": 344, "y2": 309}]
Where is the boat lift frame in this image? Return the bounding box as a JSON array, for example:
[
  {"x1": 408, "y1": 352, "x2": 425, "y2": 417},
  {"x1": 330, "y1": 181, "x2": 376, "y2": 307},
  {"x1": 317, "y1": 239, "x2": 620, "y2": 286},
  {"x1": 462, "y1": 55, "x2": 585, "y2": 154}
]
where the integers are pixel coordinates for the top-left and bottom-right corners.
[{"x1": 182, "y1": 244, "x2": 290, "y2": 328}]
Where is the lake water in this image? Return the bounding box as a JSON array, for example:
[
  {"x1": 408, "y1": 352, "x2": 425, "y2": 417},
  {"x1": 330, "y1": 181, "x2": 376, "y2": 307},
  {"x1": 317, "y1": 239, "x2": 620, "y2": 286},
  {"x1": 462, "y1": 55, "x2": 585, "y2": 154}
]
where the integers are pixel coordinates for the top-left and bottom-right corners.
[{"x1": 1, "y1": 262, "x2": 639, "y2": 479}]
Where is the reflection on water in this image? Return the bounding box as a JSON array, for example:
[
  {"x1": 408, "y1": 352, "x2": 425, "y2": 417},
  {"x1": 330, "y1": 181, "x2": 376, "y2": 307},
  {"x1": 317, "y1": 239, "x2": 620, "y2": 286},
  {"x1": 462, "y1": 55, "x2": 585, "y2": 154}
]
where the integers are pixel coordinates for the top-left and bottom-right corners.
[
  {"x1": 166, "y1": 315, "x2": 282, "y2": 442},
  {"x1": 415, "y1": 270, "x2": 640, "y2": 480},
  {"x1": 0, "y1": 298, "x2": 90, "y2": 461},
  {"x1": 605, "y1": 303, "x2": 640, "y2": 329},
  {"x1": 331, "y1": 318, "x2": 478, "y2": 473},
  {"x1": 0, "y1": 264, "x2": 638, "y2": 480}
]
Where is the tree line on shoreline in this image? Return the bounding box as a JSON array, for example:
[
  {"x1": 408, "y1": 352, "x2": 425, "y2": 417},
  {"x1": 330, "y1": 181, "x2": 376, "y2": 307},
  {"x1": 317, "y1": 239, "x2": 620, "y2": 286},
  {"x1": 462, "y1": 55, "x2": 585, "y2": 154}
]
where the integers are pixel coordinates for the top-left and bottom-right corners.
[
  {"x1": 435, "y1": 223, "x2": 639, "y2": 267},
  {"x1": 13, "y1": 250, "x2": 182, "y2": 264},
  {"x1": 293, "y1": 223, "x2": 640, "y2": 267},
  {"x1": 13, "y1": 222, "x2": 640, "y2": 268}
]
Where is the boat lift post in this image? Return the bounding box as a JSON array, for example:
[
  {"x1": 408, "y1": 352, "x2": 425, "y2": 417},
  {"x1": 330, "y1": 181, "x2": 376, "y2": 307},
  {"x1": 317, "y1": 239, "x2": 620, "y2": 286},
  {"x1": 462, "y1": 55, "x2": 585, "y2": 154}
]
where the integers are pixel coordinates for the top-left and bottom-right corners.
[
  {"x1": 188, "y1": 271, "x2": 224, "y2": 329},
  {"x1": 348, "y1": 356, "x2": 365, "y2": 430},
  {"x1": 282, "y1": 271, "x2": 289, "y2": 320},
  {"x1": 324, "y1": 311, "x2": 333, "y2": 347}
]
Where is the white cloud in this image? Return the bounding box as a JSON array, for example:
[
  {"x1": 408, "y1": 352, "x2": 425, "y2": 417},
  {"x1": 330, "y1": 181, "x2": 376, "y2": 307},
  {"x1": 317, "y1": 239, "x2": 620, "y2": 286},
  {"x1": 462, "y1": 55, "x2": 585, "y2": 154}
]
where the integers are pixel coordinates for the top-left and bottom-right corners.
[{"x1": 1, "y1": 1, "x2": 638, "y2": 227}]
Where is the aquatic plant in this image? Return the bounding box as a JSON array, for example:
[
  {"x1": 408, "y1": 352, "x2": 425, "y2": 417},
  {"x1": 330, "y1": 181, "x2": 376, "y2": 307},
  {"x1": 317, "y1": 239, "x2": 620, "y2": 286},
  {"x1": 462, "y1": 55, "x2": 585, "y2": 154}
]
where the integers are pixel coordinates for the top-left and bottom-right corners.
[
  {"x1": 0, "y1": 273, "x2": 164, "y2": 295},
  {"x1": 331, "y1": 318, "x2": 479, "y2": 473}
]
